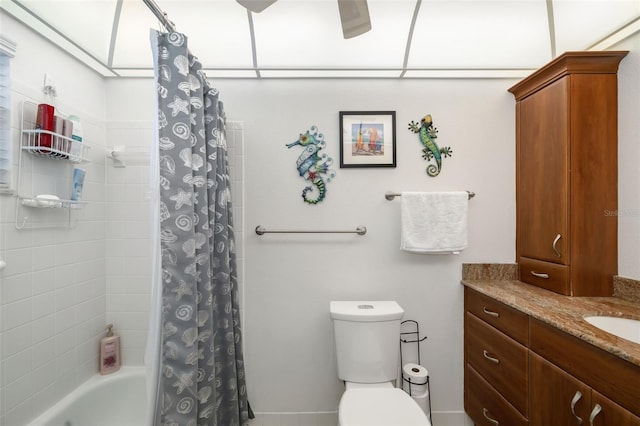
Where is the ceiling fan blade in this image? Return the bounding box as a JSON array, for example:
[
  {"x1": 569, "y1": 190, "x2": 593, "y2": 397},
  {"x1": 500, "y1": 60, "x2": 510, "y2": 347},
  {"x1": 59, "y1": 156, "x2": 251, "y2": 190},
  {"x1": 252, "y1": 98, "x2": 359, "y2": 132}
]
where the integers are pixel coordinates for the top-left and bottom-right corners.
[
  {"x1": 337, "y1": 0, "x2": 372, "y2": 39},
  {"x1": 236, "y1": 0, "x2": 278, "y2": 13}
]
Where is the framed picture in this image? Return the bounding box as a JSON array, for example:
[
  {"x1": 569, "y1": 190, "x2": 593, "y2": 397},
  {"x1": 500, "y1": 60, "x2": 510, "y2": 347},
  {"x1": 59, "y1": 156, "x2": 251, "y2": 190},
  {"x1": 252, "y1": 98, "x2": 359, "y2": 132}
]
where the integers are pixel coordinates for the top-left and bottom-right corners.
[{"x1": 339, "y1": 111, "x2": 396, "y2": 168}]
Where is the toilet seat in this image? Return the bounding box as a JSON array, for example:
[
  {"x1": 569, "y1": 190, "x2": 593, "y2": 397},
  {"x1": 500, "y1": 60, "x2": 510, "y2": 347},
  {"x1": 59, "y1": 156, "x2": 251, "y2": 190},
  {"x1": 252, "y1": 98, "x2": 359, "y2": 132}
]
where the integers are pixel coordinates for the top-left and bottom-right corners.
[{"x1": 339, "y1": 388, "x2": 431, "y2": 426}]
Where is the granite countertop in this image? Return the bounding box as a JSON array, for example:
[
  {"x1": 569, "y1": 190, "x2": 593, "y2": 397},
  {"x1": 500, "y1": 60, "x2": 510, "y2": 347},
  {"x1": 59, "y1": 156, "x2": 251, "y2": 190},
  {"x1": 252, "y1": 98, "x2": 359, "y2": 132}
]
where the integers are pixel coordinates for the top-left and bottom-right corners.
[{"x1": 461, "y1": 278, "x2": 640, "y2": 368}]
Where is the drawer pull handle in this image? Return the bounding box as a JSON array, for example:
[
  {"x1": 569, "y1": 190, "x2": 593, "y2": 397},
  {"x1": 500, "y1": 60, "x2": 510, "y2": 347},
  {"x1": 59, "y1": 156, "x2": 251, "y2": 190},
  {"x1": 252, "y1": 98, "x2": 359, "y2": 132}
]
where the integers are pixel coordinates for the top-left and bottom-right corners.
[
  {"x1": 483, "y1": 307, "x2": 500, "y2": 317},
  {"x1": 530, "y1": 271, "x2": 549, "y2": 279},
  {"x1": 483, "y1": 408, "x2": 499, "y2": 425},
  {"x1": 553, "y1": 233, "x2": 562, "y2": 258},
  {"x1": 483, "y1": 350, "x2": 500, "y2": 364},
  {"x1": 571, "y1": 390, "x2": 583, "y2": 425},
  {"x1": 589, "y1": 404, "x2": 602, "y2": 426}
]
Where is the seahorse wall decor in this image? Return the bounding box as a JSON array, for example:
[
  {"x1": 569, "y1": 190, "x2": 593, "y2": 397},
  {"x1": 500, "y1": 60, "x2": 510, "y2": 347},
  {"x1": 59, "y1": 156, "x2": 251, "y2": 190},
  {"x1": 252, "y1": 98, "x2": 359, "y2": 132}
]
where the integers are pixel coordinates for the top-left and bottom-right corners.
[
  {"x1": 286, "y1": 125, "x2": 336, "y2": 204},
  {"x1": 408, "y1": 114, "x2": 453, "y2": 177}
]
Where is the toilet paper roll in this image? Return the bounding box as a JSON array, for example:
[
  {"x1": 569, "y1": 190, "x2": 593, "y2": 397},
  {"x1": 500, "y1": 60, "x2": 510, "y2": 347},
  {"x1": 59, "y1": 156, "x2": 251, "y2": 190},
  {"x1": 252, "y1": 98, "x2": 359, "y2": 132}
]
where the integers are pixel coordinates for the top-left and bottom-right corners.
[
  {"x1": 411, "y1": 390, "x2": 431, "y2": 418},
  {"x1": 402, "y1": 363, "x2": 428, "y2": 385},
  {"x1": 402, "y1": 363, "x2": 429, "y2": 396}
]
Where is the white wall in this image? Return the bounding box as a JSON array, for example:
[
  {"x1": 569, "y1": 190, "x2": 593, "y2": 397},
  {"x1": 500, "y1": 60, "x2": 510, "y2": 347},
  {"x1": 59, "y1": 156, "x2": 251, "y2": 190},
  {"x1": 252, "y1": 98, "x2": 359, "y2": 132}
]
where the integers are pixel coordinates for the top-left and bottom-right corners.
[
  {"x1": 104, "y1": 76, "x2": 518, "y2": 423},
  {"x1": 0, "y1": 13, "x2": 107, "y2": 426},
  {"x1": 239, "y1": 78, "x2": 517, "y2": 419},
  {"x1": 615, "y1": 34, "x2": 640, "y2": 279}
]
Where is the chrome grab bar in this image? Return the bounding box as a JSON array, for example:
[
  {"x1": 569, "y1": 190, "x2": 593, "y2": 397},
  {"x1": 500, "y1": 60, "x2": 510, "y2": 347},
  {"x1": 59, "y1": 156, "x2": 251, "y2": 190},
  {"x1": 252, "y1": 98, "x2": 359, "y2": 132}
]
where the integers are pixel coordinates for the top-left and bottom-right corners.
[{"x1": 255, "y1": 225, "x2": 367, "y2": 236}]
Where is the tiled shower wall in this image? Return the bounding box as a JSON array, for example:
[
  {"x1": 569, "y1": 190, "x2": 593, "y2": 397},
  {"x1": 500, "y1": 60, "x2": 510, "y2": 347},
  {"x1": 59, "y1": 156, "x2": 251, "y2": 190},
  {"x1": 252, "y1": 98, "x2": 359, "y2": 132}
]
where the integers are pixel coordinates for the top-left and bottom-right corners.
[
  {"x1": 104, "y1": 119, "x2": 245, "y2": 366},
  {"x1": 105, "y1": 120, "x2": 154, "y2": 365},
  {"x1": 0, "y1": 66, "x2": 107, "y2": 426}
]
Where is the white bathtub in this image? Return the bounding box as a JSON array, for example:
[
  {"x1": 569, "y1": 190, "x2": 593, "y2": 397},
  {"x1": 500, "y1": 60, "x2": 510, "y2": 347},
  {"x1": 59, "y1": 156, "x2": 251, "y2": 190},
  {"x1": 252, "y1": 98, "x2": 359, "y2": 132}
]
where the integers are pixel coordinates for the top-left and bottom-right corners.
[{"x1": 28, "y1": 367, "x2": 147, "y2": 426}]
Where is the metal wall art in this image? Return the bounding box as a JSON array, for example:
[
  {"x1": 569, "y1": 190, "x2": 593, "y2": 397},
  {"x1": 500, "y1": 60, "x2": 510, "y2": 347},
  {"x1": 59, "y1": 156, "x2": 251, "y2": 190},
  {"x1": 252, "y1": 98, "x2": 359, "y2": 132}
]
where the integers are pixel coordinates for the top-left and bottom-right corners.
[
  {"x1": 286, "y1": 125, "x2": 336, "y2": 204},
  {"x1": 408, "y1": 114, "x2": 453, "y2": 177}
]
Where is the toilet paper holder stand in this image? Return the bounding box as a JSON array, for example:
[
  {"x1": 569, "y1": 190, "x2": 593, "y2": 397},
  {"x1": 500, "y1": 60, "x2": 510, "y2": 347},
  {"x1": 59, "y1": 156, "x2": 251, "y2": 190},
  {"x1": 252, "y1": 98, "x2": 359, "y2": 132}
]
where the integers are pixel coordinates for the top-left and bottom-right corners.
[{"x1": 400, "y1": 320, "x2": 432, "y2": 421}]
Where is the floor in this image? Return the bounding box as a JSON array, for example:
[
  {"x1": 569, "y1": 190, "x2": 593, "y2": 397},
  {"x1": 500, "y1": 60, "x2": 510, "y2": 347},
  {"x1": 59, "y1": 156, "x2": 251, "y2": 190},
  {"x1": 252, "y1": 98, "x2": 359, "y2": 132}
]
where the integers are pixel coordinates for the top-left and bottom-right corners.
[{"x1": 248, "y1": 412, "x2": 339, "y2": 426}]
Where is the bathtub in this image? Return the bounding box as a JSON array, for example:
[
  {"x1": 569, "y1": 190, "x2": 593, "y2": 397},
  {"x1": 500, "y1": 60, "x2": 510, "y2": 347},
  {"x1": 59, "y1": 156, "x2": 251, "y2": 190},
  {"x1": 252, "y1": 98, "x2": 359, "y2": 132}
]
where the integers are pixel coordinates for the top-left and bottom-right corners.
[{"x1": 28, "y1": 367, "x2": 147, "y2": 426}]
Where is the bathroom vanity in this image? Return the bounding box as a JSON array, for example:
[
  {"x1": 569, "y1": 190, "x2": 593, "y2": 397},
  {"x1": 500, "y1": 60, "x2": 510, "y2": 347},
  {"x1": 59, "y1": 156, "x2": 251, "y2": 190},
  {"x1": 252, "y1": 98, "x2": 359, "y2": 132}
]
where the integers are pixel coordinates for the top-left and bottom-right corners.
[{"x1": 463, "y1": 279, "x2": 640, "y2": 426}]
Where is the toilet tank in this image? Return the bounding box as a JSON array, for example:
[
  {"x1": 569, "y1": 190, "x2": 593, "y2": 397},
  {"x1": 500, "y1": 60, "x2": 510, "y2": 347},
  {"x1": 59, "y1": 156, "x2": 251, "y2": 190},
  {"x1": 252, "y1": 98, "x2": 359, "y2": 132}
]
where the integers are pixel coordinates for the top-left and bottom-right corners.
[{"x1": 330, "y1": 301, "x2": 404, "y2": 383}]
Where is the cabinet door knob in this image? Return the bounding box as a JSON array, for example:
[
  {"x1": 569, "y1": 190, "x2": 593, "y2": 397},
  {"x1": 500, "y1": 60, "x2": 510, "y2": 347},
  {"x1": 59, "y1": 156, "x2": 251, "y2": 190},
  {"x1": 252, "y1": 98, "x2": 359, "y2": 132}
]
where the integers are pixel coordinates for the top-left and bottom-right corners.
[
  {"x1": 552, "y1": 233, "x2": 562, "y2": 258},
  {"x1": 530, "y1": 271, "x2": 549, "y2": 279},
  {"x1": 483, "y1": 350, "x2": 500, "y2": 364},
  {"x1": 589, "y1": 404, "x2": 602, "y2": 426},
  {"x1": 483, "y1": 408, "x2": 499, "y2": 425},
  {"x1": 483, "y1": 307, "x2": 500, "y2": 317},
  {"x1": 571, "y1": 390, "x2": 584, "y2": 425}
]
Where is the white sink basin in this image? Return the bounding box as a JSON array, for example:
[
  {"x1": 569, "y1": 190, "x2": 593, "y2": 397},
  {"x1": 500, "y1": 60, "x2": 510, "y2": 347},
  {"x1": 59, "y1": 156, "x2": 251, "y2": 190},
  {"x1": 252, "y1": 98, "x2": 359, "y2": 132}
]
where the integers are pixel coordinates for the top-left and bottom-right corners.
[{"x1": 584, "y1": 316, "x2": 640, "y2": 344}]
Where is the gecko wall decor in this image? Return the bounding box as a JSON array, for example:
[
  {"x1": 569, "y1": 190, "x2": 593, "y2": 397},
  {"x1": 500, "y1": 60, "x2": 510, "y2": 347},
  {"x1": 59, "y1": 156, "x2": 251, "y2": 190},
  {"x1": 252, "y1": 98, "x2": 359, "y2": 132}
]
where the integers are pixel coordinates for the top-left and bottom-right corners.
[
  {"x1": 408, "y1": 114, "x2": 453, "y2": 177},
  {"x1": 286, "y1": 125, "x2": 336, "y2": 204}
]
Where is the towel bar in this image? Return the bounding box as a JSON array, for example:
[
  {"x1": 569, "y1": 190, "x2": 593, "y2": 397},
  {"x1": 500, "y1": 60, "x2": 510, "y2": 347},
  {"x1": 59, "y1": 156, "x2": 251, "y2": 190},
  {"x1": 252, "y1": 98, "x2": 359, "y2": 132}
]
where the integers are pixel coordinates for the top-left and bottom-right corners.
[
  {"x1": 255, "y1": 225, "x2": 367, "y2": 236},
  {"x1": 385, "y1": 190, "x2": 475, "y2": 201}
]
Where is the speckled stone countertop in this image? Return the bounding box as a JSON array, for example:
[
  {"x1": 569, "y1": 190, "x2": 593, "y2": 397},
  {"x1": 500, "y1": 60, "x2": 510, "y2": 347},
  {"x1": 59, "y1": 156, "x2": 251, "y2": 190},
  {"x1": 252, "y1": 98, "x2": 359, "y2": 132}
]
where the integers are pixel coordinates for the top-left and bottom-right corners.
[{"x1": 461, "y1": 264, "x2": 640, "y2": 368}]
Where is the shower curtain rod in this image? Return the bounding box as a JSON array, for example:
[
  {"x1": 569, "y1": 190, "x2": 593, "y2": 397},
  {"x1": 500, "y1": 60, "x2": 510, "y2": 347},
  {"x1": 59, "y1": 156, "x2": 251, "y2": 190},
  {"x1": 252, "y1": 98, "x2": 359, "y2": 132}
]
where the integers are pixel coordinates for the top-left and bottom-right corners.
[{"x1": 143, "y1": 0, "x2": 176, "y2": 32}]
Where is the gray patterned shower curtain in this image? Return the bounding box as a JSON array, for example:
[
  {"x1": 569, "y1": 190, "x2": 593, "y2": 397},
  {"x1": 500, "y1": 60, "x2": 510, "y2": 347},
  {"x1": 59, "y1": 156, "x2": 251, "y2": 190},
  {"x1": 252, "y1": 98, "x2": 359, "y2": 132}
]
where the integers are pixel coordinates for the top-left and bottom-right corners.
[{"x1": 149, "y1": 30, "x2": 249, "y2": 426}]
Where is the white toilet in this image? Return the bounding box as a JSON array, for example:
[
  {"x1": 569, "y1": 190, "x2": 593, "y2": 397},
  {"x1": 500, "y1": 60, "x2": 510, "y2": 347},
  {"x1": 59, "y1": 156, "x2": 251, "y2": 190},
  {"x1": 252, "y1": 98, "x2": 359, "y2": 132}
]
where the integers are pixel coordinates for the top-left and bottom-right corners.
[{"x1": 330, "y1": 301, "x2": 431, "y2": 426}]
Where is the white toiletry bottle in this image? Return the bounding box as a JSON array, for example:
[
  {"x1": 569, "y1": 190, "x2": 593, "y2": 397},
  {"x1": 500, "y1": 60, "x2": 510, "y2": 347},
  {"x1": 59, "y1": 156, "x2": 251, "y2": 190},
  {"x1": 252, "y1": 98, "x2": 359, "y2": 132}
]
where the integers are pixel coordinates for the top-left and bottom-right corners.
[
  {"x1": 99, "y1": 324, "x2": 121, "y2": 375},
  {"x1": 68, "y1": 115, "x2": 83, "y2": 161}
]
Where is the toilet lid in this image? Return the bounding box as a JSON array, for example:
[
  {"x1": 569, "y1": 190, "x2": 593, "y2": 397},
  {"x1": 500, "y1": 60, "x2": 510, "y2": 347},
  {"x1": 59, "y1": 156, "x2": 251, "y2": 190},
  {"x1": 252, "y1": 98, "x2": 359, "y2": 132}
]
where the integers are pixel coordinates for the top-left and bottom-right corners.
[{"x1": 339, "y1": 388, "x2": 431, "y2": 426}]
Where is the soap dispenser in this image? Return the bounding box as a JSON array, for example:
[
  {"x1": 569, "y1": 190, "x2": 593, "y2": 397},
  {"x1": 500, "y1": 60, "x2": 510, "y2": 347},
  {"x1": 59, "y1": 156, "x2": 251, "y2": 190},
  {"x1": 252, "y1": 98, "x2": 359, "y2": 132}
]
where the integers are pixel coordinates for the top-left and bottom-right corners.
[{"x1": 99, "y1": 324, "x2": 121, "y2": 375}]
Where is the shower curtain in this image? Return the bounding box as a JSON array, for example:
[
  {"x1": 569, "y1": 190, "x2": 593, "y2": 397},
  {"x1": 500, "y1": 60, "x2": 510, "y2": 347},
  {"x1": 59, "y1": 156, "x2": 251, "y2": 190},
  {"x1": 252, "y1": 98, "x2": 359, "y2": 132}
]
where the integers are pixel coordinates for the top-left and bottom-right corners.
[{"x1": 147, "y1": 30, "x2": 249, "y2": 426}]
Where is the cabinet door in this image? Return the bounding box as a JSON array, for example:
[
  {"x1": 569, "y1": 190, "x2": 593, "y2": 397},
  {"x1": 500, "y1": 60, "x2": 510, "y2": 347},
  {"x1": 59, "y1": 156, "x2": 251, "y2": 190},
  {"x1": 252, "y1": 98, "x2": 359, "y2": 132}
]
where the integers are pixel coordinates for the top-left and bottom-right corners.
[
  {"x1": 590, "y1": 391, "x2": 640, "y2": 426},
  {"x1": 530, "y1": 352, "x2": 591, "y2": 426},
  {"x1": 518, "y1": 77, "x2": 570, "y2": 265}
]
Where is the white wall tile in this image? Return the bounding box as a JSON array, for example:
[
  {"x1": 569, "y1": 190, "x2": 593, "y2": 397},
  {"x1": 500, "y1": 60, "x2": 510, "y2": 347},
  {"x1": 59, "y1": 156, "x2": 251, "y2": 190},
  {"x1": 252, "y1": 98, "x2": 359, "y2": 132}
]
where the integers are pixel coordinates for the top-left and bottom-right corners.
[
  {"x1": 30, "y1": 382, "x2": 57, "y2": 416},
  {"x1": 2, "y1": 348, "x2": 32, "y2": 386},
  {"x1": 2, "y1": 323, "x2": 32, "y2": 359},
  {"x1": 55, "y1": 286, "x2": 76, "y2": 311},
  {"x1": 3, "y1": 372, "x2": 32, "y2": 412},
  {"x1": 1, "y1": 397, "x2": 33, "y2": 426},
  {"x1": 1, "y1": 299, "x2": 32, "y2": 331},
  {"x1": 54, "y1": 348, "x2": 76, "y2": 379},
  {"x1": 31, "y1": 269, "x2": 55, "y2": 295},
  {"x1": 32, "y1": 337, "x2": 56, "y2": 370},
  {"x1": 0, "y1": 49, "x2": 110, "y2": 414},
  {"x1": 32, "y1": 359, "x2": 56, "y2": 390},
  {"x1": 1, "y1": 272, "x2": 32, "y2": 304},
  {"x1": 1, "y1": 248, "x2": 32, "y2": 277},
  {"x1": 55, "y1": 307, "x2": 76, "y2": 333},
  {"x1": 54, "y1": 328, "x2": 76, "y2": 357}
]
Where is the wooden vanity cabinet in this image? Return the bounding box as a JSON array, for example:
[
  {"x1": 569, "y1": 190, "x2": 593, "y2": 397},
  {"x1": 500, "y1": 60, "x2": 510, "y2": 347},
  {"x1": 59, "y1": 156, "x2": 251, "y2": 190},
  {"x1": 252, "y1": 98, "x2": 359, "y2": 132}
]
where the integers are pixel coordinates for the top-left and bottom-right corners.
[
  {"x1": 530, "y1": 352, "x2": 640, "y2": 426},
  {"x1": 464, "y1": 288, "x2": 529, "y2": 425},
  {"x1": 464, "y1": 288, "x2": 640, "y2": 426},
  {"x1": 529, "y1": 318, "x2": 640, "y2": 422},
  {"x1": 509, "y1": 51, "x2": 627, "y2": 296}
]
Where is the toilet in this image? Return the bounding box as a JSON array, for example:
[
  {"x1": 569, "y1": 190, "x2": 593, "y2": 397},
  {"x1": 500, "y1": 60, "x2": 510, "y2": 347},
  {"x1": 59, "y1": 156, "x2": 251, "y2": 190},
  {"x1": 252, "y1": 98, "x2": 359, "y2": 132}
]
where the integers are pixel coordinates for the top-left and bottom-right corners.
[{"x1": 330, "y1": 301, "x2": 431, "y2": 426}]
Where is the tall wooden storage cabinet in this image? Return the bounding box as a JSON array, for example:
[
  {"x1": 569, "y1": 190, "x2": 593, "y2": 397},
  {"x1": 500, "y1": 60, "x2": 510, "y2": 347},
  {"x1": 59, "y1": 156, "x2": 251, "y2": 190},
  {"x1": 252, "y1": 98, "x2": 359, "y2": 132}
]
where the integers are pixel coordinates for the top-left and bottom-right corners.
[{"x1": 508, "y1": 51, "x2": 627, "y2": 296}]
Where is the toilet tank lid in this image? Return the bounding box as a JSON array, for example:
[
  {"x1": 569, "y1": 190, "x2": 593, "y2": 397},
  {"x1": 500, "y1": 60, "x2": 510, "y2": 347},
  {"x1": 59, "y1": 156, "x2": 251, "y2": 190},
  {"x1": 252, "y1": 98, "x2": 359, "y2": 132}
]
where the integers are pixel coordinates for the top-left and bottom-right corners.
[{"x1": 330, "y1": 301, "x2": 404, "y2": 322}]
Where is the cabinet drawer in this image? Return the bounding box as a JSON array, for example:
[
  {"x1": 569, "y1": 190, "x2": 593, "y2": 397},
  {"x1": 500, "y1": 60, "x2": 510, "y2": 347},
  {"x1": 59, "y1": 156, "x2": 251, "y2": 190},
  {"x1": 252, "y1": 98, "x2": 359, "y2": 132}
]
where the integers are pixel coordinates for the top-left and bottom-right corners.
[
  {"x1": 466, "y1": 312, "x2": 528, "y2": 415},
  {"x1": 519, "y1": 256, "x2": 570, "y2": 295},
  {"x1": 465, "y1": 287, "x2": 529, "y2": 344},
  {"x1": 465, "y1": 364, "x2": 528, "y2": 426}
]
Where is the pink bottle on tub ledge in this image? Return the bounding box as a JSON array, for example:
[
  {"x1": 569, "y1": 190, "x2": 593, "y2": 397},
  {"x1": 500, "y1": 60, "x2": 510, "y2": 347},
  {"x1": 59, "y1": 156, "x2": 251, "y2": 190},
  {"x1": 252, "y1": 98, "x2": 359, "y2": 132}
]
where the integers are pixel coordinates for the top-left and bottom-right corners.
[{"x1": 100, "y1": 324, "x2": 121, "y2": 375}]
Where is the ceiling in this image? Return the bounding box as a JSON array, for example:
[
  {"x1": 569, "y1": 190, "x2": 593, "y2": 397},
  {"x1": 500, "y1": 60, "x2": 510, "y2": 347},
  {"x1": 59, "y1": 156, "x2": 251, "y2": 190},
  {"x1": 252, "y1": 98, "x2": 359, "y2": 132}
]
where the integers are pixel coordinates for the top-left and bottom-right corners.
[{"x1": 1, "y1": 0, "x2": 639, "y2": 78}]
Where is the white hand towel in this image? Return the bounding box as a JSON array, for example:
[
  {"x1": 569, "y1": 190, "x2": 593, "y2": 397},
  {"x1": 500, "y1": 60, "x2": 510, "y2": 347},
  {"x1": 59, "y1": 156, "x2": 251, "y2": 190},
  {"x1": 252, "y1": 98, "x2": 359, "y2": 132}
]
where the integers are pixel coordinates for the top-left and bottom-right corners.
[{"x1": 400, "y1": 191, "x2": 468, "y2": 254}]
